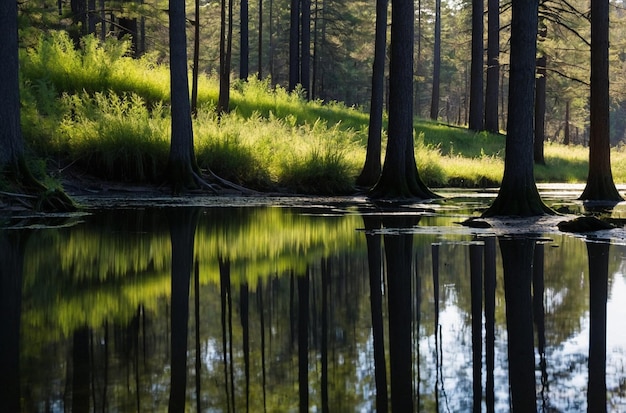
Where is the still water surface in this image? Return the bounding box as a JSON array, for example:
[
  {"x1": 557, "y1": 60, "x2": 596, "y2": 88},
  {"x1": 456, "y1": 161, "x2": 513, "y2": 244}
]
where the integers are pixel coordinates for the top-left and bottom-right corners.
[{"x1": 2, "y1": 193, "x2": 626, "y2": 412}]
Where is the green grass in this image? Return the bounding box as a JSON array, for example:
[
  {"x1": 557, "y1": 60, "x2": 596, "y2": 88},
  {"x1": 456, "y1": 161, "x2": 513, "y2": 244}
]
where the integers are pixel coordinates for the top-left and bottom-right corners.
[{"x1": 18, "y1": 31, "x2": 626, "y2": 194}]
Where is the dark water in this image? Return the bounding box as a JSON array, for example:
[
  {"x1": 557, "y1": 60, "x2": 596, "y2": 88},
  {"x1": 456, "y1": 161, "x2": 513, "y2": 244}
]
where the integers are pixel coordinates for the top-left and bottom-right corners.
[{"x1": 2, "y1": 196, "x2": 626, "y2": 412}]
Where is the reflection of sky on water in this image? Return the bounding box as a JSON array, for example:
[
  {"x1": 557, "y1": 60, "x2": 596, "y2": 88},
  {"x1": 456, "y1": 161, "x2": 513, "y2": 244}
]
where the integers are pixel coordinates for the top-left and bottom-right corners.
[{"x1": 425, "y1": 269, "x2": 626, "y2": 412}]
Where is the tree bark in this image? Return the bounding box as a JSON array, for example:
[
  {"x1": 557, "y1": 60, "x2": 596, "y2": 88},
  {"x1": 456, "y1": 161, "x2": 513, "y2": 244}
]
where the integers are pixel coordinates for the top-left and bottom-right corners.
[
  {"x1": 168, "y1": 0, "x2": 198, "y2": 191},
  {"x1": 580, "y1": 0, "x2": 622, "y2": 201},
  {"x1": 468, "y1": 0, "x2": 484, "y2": 131},
  {"x1": 240, "y1": 0, "x2": 249, "y2": 80},
  {"x1": 300, "y1": 0, "x2": 311, "y2": 99},
  {"x1": 289, "y1": 0, "x2": 300, "y2": 91},
  {"x1": 356, "y1": 0, "x2": 387, "y2": 187},
  {"x1": 483, "y1": 0, "x2": 551, "y2": 216},
  {"x1": 370, "y1": 0, "x2": 437, "y2": 199},
  {"x1": 534, "y1": 51, "x2": 546, "y2": 165}
]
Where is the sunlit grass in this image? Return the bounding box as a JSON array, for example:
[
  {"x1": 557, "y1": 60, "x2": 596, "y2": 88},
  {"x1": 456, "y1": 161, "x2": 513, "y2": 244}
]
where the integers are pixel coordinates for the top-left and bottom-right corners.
[{"x1": 19, "y1": 30, "x2": 626, "y2": 193}]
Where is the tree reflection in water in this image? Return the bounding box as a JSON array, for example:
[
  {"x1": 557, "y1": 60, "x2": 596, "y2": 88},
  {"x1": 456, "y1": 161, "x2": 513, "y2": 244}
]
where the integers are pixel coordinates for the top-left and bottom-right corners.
[{"x1": 7, "y1": 206, "x2": 626, "y2": 411}]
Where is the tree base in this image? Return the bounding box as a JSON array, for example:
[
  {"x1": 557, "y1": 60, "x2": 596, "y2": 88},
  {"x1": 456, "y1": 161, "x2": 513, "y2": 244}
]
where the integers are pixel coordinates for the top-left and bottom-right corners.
[{"x1": 482, "y1": 185, "x2": 554, "y2": 217}]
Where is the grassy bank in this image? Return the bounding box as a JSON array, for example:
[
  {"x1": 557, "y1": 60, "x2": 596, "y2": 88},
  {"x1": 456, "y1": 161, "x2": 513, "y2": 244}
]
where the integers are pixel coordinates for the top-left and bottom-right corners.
[{"x1": 17, "y1": 32, "x2": 626, "y2": 194}]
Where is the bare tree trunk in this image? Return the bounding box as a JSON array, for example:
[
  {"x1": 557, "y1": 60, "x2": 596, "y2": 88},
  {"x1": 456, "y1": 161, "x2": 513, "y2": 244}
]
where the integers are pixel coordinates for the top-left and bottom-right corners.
[
  {"x1": 468, "y1": 0, "x2": 484, "y2": 131},
  {"x1": 484, "y1": 0, "x2": 499, "y2": 132},
  {"x1": 430, "y1": 0, "x2": 441, "y2": 120}
]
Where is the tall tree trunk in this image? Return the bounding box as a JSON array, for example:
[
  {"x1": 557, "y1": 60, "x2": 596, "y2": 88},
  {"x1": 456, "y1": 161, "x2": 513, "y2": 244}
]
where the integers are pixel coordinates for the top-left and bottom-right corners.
[
  {"x1": 430, "y1": 0, "x2": 441, "y2": 120},
  {"x1": 0, "y1": 0, "x2": 24, "y2": 173},
  {"x1": 240, "y1": 0, "x2": 249, "y2": 79},
  {"x1": 300, "y1": 0, "x2": 311, "y2": 98},
  {"x1": 484, "y1": 0, "x2": 499, "y2": 132},
  {"x1": 258, "y1": 0, "x2": 263, "y2": 78},
  {"x1": 168, "y1": 0, "x2": 198, "y2": 191},
  {"x1": 483, "y1": 0, "x2": 551, "y2": 216},
  {"x1": 356, "y1": 0, "x2": 388, "y2": 187},
  {"x1": 564, "y1": 100, "x2": 571, "y2": 145},
  {"x1": 468, "y1": 0, "x2": 484, "y2": 131},
  {"x1": 218, "y1": 0, "x2": 234, "y2": 113},
  {"x1": 371, "y1": 0, "x2": 437, "y2": 199},
  {"x1": 580, "y1": 0, "x2": 621, "y2": 200}
]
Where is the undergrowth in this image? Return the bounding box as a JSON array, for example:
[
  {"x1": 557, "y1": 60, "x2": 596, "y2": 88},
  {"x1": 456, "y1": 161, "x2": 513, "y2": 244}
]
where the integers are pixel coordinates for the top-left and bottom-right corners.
[{"x1": 18, "y1": 31, "x2": 626, "y2": 194}]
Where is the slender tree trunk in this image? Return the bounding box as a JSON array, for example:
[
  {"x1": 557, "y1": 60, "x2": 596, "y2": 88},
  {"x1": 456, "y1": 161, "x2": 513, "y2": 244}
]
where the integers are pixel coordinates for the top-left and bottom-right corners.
[
  {"x1": 468, "y1": 0, "x2": 484, "y2": 131},
  {"x1": 430, "y1": 0, "x2": 441, "y2": 120},
  {"x1": 564, "y1": 100, "x2": 571, "y2": 145},
  {"x1": 484, "y1": 0, "x2": 499, "y2": 132},
  {"x1": 580, "y1": 0, "x2": 621, "y2": 200},
  {"x1": 240, "y1": 0, "x2": 249, "y2": 80},
  {"x1": 301, "y1": 0, "x2": 311, "y2": 98},
  {"x1": 289, "y1": 0, "x2": 300, "y2": 91},
  {"x1": 258, "y1": 0, "x2": 263, "y2": 78},
  {"x1": 356, "y1": 0, "x2": 387, "y2": 187}
]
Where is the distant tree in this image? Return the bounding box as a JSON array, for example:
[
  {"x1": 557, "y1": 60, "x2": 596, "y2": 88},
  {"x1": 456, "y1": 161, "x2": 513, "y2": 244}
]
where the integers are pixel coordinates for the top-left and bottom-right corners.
[
  {"x1": 300, "y1": 0, "x2": 311, "y2": 98},
  {"x1": 370, "y1": 0, "x2": 437, "y2": 199},
  {"x1": 289, "y1": 0, "x2": 300, "y2": 91},
  {"x1": 534, "y1": 22, "x2": 547, "y2": 165},
  {"x1": 468, "y1": 0, "x2": 484, "y2": 131},
  {"x1": 430, "y1": 0, "x2": 441, "y2": 121},
  {"x1": 258, "y1": 0, "x2": 263, "y2": 78},
  {"x1": 167, "y1": 0, "x2": 200, "y2": 190},
  {"x1": 484, "y1": 0, "x2": 499, "y2": 133},
  {"x1": 356, "y1": 0, "x2": 388, "y2": 187},
  {"x1": 483, "y1": 0, "x2": 552, "y2": 216},
  {"x1": 240, "y1": 0, "x2": 249, "y2": 79},
  {"x1": 580, "y1": 0, "x2": 622, "y2": 201}
]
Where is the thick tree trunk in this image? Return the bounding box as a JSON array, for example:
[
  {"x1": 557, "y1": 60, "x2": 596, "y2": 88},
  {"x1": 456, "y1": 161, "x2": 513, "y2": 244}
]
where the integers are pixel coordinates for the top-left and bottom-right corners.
[
  {"x1": 0, "y1": 0, "x2": 24, "y2": 172},
  {"x1": 483, "y1": 0, "x2": 551, "y2": 216},
  {"x1": 580, "y1": 0, "x2": 622, "y2": 201},
  {"x1": 484, "y1": 0, "x2": 499, "y2": 132},
  {"x1": 468, "y1": 0, "x2": 484, "y2": 131},
  {"x1": 370, "y1": 0, "x2": 437, "y2": 199},
  {"x1": 168, "y1": 0, "x2": 198, "y2": 191},
  {"x1": 356, "y1": 0, "x2": 387, "y2": 187}
]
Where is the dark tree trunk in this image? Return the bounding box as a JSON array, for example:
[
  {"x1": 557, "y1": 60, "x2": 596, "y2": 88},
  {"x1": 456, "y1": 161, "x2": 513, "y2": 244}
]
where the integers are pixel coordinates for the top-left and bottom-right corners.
[
  {"x1": 581, "y1": 0, "x2": 621, "y2": 200},
  {"x1": 484, "y1": 0, "x2": 499, "y2": 132},
  {"x1": 564, "y1": 100, "x2": 571, "y2": 145},
  {"x1": 218, "y1": 0, "x2": 234, "y2": 113},
  {"x1": 370, "y1": 0, "x2": 437, "y2": 199},
  {"x1": 72, "y1": 327, "x2": 91, "y2": 413},
  {"x1": 0, "y1": 0, "x2": 24, "y2": 173},
  {"x1": 500, "y1": 238, "x2": 537, "y2": 412},
  {"x1": 168, "y1": 0, "x2": 198, "y2": 191},
  {"x1": 289, "y1": 0, "x2": 300, "y2": 91},
  {"x1": 300, "y1": 0, "x2": 311, "y2": 99},
  {"x1": 470, "y1": 244, "x2": 483, "y2": 413},
  {"x1": 430, "y1": 0, "x2": 441, "y2": 120},
  {"x1": 534, "y1": 22, "x2": 547, "y2": 164},
  {"x1": 167, "y1": 209, "x2": 197, "y2": 413},
  {"x1": 118, "y1": 17, "x2": 138, "y2": 55},
  {"x1": 258, "y1": 0, "x2": 263, "y2": 78},
  {"x1": 356, "y1": 0, "x2": 387, "y2": 187},
  {"x1": 240, "y1": 0, "x2": 249, "y2": 80},
  {"x1": 468, "y1": 0, "x2": 484, "y2": 131},
  {"x1": 483, "y1": 0, "x2": 552, "y2": 216},
  {"x1": 240, "y1": 283, "x2": 250, "y2": 412}
]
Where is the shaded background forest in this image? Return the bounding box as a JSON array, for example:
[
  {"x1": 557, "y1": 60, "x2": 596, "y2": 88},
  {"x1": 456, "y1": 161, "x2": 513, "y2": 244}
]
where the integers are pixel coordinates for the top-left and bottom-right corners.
[{"x1": 18, "y1": 0, "x2": 626, "y2": 146}]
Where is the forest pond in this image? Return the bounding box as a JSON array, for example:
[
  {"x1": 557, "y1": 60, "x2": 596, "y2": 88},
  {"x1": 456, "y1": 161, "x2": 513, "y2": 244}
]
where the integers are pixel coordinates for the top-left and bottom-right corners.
[{"x1": 2, "y1": 186, "x2": 626, "y2": 412}]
